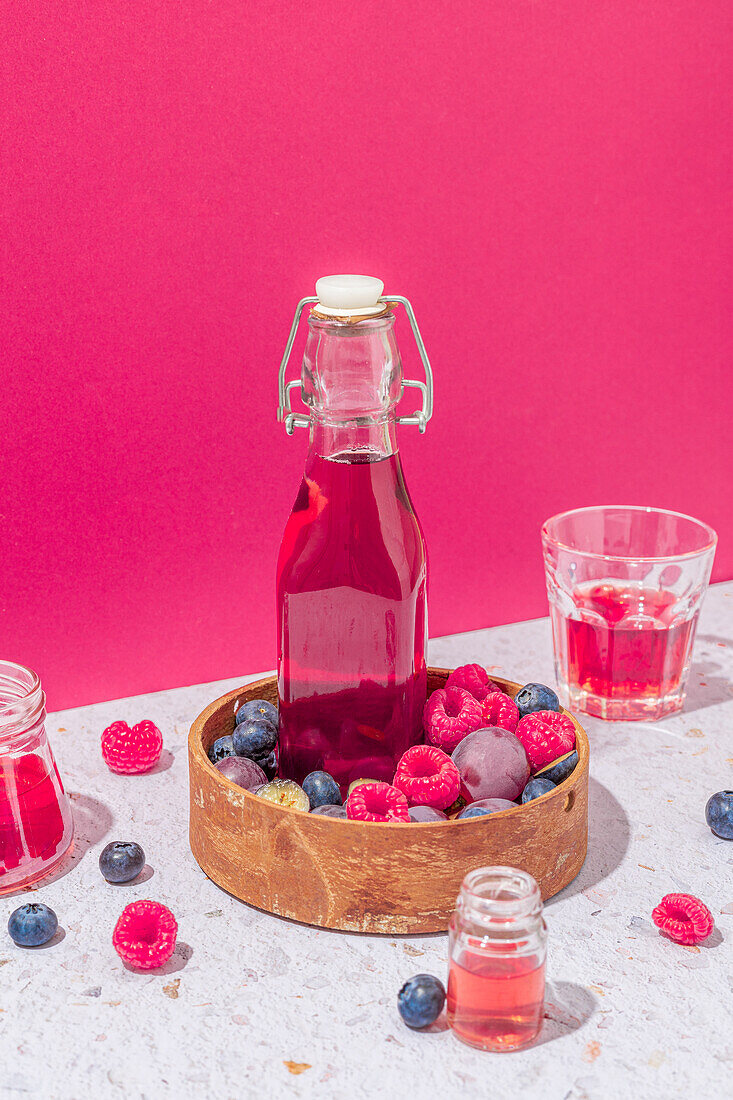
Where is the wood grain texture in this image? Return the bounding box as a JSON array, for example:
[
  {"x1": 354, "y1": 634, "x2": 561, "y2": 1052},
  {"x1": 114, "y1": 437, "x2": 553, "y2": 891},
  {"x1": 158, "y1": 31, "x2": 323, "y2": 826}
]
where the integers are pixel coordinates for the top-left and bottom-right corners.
[{"x1": 188, "y1": 669, "x2": 589, "y2": 933}]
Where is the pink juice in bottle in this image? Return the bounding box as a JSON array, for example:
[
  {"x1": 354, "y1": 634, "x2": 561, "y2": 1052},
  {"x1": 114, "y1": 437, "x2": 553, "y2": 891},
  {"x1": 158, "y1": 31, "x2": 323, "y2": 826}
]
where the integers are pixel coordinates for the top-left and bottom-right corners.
[
  {"x1": 277, "y1": 449, "x2": 427, "y2": 789},
  {"x1": 276, "y1": 275, "x2": 432, "y2": 791}
]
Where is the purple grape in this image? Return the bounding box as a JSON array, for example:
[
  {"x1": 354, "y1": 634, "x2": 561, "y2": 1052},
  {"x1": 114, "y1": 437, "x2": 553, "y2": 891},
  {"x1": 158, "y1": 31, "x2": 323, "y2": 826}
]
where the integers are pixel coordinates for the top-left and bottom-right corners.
[
  {"x1": 215, "y1": 755, "x2": 267, "y2": 790},
  {"x1": 451, "y1": 727, "x2": 530, "y2": 802},
  {"x1": 311, "y1": 804, "x2": 348, "y2": 818},
  {"x1": 408, "y1": 805, "x2": 448, "y2": 822}
]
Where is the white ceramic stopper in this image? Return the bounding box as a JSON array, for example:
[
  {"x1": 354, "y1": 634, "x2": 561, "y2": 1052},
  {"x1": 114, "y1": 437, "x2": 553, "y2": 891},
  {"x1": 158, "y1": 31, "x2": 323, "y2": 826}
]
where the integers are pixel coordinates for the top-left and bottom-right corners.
[{"x1": 315, "y1": 274, "x2": 385, "y2": 315}]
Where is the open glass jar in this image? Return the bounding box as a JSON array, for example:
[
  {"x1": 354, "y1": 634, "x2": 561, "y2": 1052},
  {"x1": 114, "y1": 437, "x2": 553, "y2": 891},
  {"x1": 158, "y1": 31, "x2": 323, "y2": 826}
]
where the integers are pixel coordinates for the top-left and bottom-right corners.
[
  {"x1": 0, "y1": 662, "x2": 74, "y2": 892},
  {"x1": 447, "y1": 866, "x2": 547, "y2": 1051}
]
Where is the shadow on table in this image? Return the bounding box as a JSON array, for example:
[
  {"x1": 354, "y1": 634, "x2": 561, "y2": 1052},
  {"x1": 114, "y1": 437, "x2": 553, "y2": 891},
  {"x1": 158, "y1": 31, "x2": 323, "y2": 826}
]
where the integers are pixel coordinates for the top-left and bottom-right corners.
[
  {"x1": 146, "y1": 748, "x2": 175, "y2": 775},
  {"x1": 546, "y1": 776, "x2": 630, "y2": 907},
  {"x1": 65, "y1": 790, "x2": 114, "y2": 874},
  {"x1": 680, "y1": 638, "x2": 732, "y2": 715},
  {"x1": 535, "y1": 981, "x2": 597, "y2": 1047},
  {"x1": 699, "y1": 926, "x2": 724, "y2": 950},
  {"x1": 439, "y1": 982, "x2": 597, "y2": 1050},
  {"x1": 123, "y1": 941, "x2": 194, "y2": 975},
  {"x1": 107, "y1": 863, "x2": 155, "y2": 887},
  {"x1": 3, "y1": 792, "x2": 114, "y2": 899},
  {"x1": 23, "y1": 925, "x2": 67, "y2": 950}
]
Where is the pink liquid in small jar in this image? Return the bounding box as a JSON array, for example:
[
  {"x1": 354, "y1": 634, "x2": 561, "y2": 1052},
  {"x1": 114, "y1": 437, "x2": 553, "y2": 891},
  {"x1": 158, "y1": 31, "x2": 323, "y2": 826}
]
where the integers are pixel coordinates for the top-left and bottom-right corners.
[
  {"x1": 0, "y1": 663, "x2": 74, "y2": 893},
  {"x1": 448, "y1": 867, "x2": 547, "y2": 1052},
  {"x1": 0, "y1": 756, "x2": 69, "y2": 878},
  {"x1": 447, "y1": 953, "x2": 546, "y2": 1051},
  {"x1": 564, "y1": 583, "x2": 696, "y2": 700},
  {"x1": 277, "y1": 450, "x2": 427, "y2": 790}
]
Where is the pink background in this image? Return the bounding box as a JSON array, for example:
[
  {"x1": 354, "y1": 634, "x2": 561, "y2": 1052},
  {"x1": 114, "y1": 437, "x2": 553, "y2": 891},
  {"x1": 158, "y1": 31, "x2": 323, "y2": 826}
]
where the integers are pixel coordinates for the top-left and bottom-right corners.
[{"x1": 4, "y1": 3, "x2": 731, "y2": 710}]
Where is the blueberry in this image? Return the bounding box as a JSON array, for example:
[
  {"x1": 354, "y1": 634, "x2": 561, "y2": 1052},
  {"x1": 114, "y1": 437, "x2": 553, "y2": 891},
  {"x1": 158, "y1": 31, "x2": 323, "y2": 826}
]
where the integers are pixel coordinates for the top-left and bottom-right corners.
[
  {"x1": 521, "y1": 777, "x2": 556, "y2": 804},
  {"x1": 537, "y1": 750, "x2": 578, "y2": 785},
  {"x1": 208, "y1": 734, "x2": 236, "y2": 764},
  {"x1": 99, "y1": 841, "x2": 146, "y2": 883},
  {"x1": 233, "y1": 718, "x2": 278, "y2": 761},
  {"x1": 397, "y1": 973, "x2": 446, "y2": 1029},
  {"x1": 302, "y1": 770, "x2": 342, "y2": 810},
  {"x1": 235, "y1": 699, "x2": 279, "y2": 729},
  {"x1": 8, "y1": 902, "x2": 58, "y2": 947},
  {"x1": 705, "y1": 790, "x2": 733, "y2": 840},
  {"x1": 514, "y1": 682, "x2": 561, "y2": 718},
  {"x1": 311, "y1": 804, "x2": 348, "y2": 818}
]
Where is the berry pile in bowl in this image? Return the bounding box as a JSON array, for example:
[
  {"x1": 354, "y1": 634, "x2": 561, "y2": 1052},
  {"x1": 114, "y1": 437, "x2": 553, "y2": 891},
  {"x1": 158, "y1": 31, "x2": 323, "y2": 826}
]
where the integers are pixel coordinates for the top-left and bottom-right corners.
[{"x1": 205, "y1": 664, "x2": 580, "y2": 824}]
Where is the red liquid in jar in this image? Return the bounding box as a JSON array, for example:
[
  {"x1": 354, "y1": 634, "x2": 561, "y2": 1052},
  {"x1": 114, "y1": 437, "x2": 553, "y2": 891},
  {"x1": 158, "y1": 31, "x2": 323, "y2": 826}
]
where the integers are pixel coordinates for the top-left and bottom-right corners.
[
  {"x1": 277, "y1": 451, "x2": 427, "y2": 789},
  {"x1": 564, "y1": 583, "x2": 696, "y2": 699},
  {"x1": 447, "y1": 953, "x2": 546, "y2": 1050},
  {"x1": 0, "y1": 754, "x2": 68, "y2": 876}
]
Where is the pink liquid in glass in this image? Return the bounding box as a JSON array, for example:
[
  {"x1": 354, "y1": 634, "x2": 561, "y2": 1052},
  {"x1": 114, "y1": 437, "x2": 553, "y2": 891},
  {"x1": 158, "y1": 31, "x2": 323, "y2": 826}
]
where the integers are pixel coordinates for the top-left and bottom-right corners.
[
  {"x1": 564, "y1": 583, "x2": 696, "y2": 700},
  {"x1": 447, "y1": 952, "x2": 546, "y2": 1051},
  {"x1": 277, "y1": 451, "x2": 427, "y2": 790}
]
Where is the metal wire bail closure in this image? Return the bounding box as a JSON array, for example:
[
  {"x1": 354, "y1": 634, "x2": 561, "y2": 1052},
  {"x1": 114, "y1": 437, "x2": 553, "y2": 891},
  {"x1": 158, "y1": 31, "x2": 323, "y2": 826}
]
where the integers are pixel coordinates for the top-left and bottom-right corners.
[{"x1": 277, "y1": 294, "x2": 434, "y2": 435}]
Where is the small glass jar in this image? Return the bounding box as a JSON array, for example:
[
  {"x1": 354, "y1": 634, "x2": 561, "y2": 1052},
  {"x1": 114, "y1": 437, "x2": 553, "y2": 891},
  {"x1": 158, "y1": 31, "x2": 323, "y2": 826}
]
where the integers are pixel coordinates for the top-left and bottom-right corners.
[
  {"x1": 447, "y1": 866, "x2": 547, "y2": 1051},
  {"x1": 0, "y1": 662, "x2": 74, "y2": 893}
]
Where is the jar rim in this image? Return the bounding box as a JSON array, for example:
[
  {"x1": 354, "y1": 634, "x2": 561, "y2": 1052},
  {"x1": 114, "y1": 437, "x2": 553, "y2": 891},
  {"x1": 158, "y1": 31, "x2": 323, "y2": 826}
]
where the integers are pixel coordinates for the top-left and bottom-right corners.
[
  {"x1": 0, "y1": 661, "x2": 44, "y2": 729},
  {"x1": 460, "y1": 866, "x2": 541, "y2": 919}
]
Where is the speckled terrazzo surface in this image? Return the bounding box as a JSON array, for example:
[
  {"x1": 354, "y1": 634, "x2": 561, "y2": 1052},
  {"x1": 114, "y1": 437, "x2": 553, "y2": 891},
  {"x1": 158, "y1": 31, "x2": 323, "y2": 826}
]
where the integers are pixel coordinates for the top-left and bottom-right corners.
[{"x1": 1, "y1": 583, "x2": 731, "y2": 1099}]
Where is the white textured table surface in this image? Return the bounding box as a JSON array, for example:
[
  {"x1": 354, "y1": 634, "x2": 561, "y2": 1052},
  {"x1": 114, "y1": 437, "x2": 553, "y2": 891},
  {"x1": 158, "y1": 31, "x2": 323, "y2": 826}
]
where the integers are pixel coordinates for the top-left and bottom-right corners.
[{"x1": 1, "y1": 583, "x2": 732, "y2": 1100}]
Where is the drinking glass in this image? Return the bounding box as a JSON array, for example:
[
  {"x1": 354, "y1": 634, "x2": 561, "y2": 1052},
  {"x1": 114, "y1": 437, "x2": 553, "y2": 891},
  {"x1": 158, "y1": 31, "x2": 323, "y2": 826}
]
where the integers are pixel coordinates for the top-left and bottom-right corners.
[{"x1": 542, "y1": 506, "x2": 717, "y2": 721}]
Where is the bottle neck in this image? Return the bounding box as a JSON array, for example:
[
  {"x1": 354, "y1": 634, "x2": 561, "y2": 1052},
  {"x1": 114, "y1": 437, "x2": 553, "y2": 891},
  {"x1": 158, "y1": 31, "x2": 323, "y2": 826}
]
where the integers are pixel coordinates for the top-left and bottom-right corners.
[
  {"x1": 302, "y1": 311, "x2": 402, "y2": 438},
  {"x1": 308, "y1": 415, "x2": 398, "y2": 463},
  {"x1": 0, "y1": 662, "x2": 47, "y2": 752}
]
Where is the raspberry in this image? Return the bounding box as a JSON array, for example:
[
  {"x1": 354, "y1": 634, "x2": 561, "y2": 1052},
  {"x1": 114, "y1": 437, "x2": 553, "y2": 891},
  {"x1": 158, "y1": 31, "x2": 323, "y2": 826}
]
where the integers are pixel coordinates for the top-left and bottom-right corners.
[
  {"x1": 514, "y1": 711, "x2": 575, "y2": 772},
  {"x1": 445, "y1": 664, "x2": 501, "y2": 702},
  {"x1": 112, "y1": 900, "x2": 178, "y2": 968},
  {"x1": 481, "y1": 691, "x2": 520, "y2": 733},
  {"x1": 393, "y1": 745, "x2": 461, "y2": 810},
  {"x1": 346, "y1": 782, "x2": 410, "y2": 822},
  {"x1": 101, "y1": 720, "x2": 163, "y2": 774},
  {"x1": 651, "y1": 893, "x2": 714, "y2": 945},
  {"x1": 424, "y1": 687, "x2": 484, "y2": 753}
]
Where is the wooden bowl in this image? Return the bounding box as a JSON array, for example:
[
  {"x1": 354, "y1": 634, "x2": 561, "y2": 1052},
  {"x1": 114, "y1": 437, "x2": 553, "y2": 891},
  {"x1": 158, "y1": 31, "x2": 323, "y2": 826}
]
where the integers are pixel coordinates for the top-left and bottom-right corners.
[{"x1": 188, "y1": 669, "x2": 589, "y2": 934}]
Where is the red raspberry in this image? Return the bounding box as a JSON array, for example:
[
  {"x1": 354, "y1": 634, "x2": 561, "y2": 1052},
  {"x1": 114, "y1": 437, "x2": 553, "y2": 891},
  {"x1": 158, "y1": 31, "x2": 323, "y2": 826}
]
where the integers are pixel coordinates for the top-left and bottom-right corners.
[
  {"x1": 393, "y1": 745, "x2": 461, "y2": 810},
  {"x1": 652, "y1": 893, "x2": 714, "y2": 945},
  {"x1": 445, "y1": 664, "x2": 501, "y2": 702},
  {"x1": 424, "y1": 687, "x2": 484, "y2": 753},
  {"x1": 481, "y1": 691, "x2": 520, "y2": 733},
  {"x1": 101, "y1": 720, "x2": 163, "y2": 774},
  {"x1": 112, "y1": 900, "x2": 178, "y2": 968},
  {"x1": 514, "y1": 710, "x2": 575, "y2": 772},
  {"x1": 346, "y1": 782, "x2": 410, "y2": 822}
]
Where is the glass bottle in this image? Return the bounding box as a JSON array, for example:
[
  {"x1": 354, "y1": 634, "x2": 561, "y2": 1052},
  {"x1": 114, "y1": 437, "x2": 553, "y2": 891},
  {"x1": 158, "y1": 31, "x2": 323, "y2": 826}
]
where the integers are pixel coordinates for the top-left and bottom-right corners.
[
  {"x1": 276, "y1": 275, "x2": 433, "y2": 790},
  {"x1": 447, "y1": 866, "x2": 547, "y2": 1051},
  {"x1": 0, "y1": 661, "x2": 74, "y2": 892}
]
